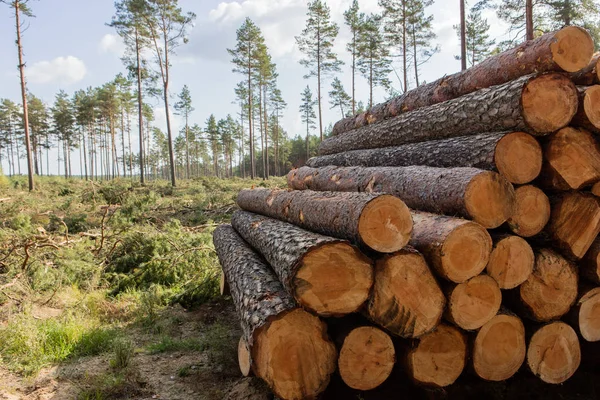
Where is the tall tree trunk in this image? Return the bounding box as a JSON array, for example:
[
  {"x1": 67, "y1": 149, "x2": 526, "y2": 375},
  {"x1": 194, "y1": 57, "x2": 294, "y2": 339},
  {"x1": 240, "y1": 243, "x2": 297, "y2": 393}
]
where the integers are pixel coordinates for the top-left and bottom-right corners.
[
  {"x1": 460, "y1": 0, "x2": 467, "y2": 71},
  {"x1": 352, "y1": 31, "x2": 356, "y2": 114},
  {"x1": 135, "y1": 28, "x2": 145, "y2": 184},
  {"x1": 82, "y1": 129, "x2": 88, "y2": 180},
  {"x1": 259, "y1": 87, "x2": 265, "y2": 179},
  {"x1": 247, "y1": 44, "x2": 255, "y2": 179},
  {"x1": 120, "y1": 108, "x2": 126, "y2": 177},
  {"x1": 264, "y1": 85, "x2": 269, "y2": 178},
  {"x1": 14, "y1": 1, "x2": 34, "y2": 190},
  {"x1": 185, "y1": 114, "x2": 190, "y2": 179},
  {"x1": 127, "y1": 109, "x2": 132, "y2": 177},
  {"x1": 402, "y1": 2, "x2": 408, "y2": 92},
  {"x1": 413, "y1": 28, "x2": 420, "y2": 86},
  {"x1": 526, "y1": 0, "x2": 534, "y2": 40}
]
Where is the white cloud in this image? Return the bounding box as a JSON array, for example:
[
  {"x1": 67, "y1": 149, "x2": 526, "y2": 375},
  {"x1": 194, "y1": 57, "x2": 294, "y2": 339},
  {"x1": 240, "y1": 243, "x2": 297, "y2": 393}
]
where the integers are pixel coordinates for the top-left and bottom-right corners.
[
  {"x1": 99, "y1": 33, "x2": 126, "y2": 56},
  {"x1": 27, "y1": 56, "x2": 87, "y2": 85}
]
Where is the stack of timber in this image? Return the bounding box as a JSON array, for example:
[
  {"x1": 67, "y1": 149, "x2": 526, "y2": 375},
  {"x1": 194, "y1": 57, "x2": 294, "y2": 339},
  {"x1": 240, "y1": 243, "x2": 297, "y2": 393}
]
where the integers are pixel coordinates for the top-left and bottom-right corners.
[{"x1": 212, "y1": 27, "x2": 600, "y2": 399}]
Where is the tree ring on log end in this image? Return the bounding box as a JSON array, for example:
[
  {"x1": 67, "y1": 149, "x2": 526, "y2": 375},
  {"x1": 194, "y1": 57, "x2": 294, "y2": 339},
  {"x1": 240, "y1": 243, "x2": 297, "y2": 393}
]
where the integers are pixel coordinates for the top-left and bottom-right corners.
[
  {"x1": 294, "y1": 242, "x2": 373, "y2": 316},
  {"x1": 494, "y1": 132, "x2": 542, "y2": 184},
  {"x1": 551, "y1": 26, "x2": 595, "y2": 72},
  {"x1": 368, "y1": 251, "x2": 445, "y2": 338},
  {"x1": 464, "y1": 171, "x2": 515, "y2": 229},
  {"x1": 253, "y1": 308, "x2": 337, "y2": 399},
  {"x1": 238, "y1": 336, "x2": 252, "y2": 377},
  {"x1": 584, "y1": 86, "x2": 600, "y2": 130},
  {"x1": 358, "y1": 195, "x2": 413, "y2": 253},
  {"x1": 521, "y1": 74, "x2": 578, "y2": 133},
  {"x1": 441, "y1": 222, "x2": 492, "y2": 283},
  {"x1": 448, "y1": 275, "x2": 502, "y2": 330},
  {"x1": 406, "y1": 324, "x2": 467, "y2": 387},
  {"x1": 487, "y1": 236, "x2": 534, "y2": 289},
  {"x1": 338, "y1": 326, "x2": 395, "y2": 391},
  {"x1": 473, "y1": 314, "x2": 526, "y2": 381},
  {"x1": 578, "y1": 287, "x2": 600, "y2": 342},
  {"x1": 507, "y1": 185, "x2": 550, "y2": 237},
  {"x1": 527, "y1": 322, "x2": 581, "y2": 384}
]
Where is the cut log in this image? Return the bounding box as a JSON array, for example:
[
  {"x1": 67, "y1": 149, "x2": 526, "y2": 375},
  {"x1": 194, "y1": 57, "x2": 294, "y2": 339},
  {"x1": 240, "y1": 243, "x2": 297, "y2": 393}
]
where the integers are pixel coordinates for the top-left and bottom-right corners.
[
  {"x1": 571, "y1": 53, "x2": 600, "y2": 85},
  {"x1": 506, "y1": 185, "x2": 551, "y2": 237},
  {"x1": 337, "y1": 326, "x2": 396, "y2": 391},
  {"x1": 568, "y1": 286, "x2": 600, "y2": 342},
  {"x1": 444, "y1": 275, "x2": 502, "y2": 330},
  {"x1": 231, "y1": 211, "x2": 373, "y2": 317},
  {"x1": 509, "y1": 249, "x2": 578, "y2": 322},
  {"x1": 367, "y1": 248, "x2": 446, "y2": 338},
  {"x1": 472, "y1": 312, "x2": 526, "y2": 381},
  {"x1": 319, "y1": 74, "x2": 578, "y2": 155},
  {"x1": 236, "y1": 188, "x2": 412, "y2": 253},
  {"x1": 238, "y1": 336, "x2": 252, "y2": 377},
  {"x1": 331, "y1": 27, "x2": 593, "y2": 137},
  {"x1": 546, "y1": 192, "x2": 600, "y2": 259},
  {"x1": 486, "y1": 235, "x2": 535, "y2": 289},
  {"x1": 307, "y1": 132, "x2": 542, "y2": 185},
  {"x1": 404, "y1": 324, "x2": 467, "y2": 387},
  {"x1": 572, "y1": 86, "x2": 600, "y2": 133},
  {"x1": 538, "y1": 127, "x2": 600, "y2": 191},
  {"x1": 582, "y1": 238, "x2": 600, "y2": 284},
  {"x1": 592, "y1": 181, "x2": 600, "y2": 197},
  {"x1": 219, "y1": 270, "x2": 230, "y2": 296},
  {"x1": 409, "y1": 211, "x2": 492, "y2": 283},
  {"x1": 287, "y1": 165, "x2": 516, "y2": 229},
  {"x1": 527, "y1": 322, "x2": 581, "y2": 384},
  {"x1": 213, "y1": 225, "x2": 336, "y2": 398}
]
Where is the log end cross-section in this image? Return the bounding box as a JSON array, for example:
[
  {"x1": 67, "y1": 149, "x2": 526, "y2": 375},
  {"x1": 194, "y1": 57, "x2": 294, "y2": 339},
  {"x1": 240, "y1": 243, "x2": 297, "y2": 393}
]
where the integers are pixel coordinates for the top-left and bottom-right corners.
[
  {"x1": 527, "y1": 322, "x2": 581, "y2": 384},
  {"x1": 464, "y1": 171, "x2": 517, "y2": 229},
  {"x1": 238, "y1": 336, "x2": 252, "y2": 377},
  {"x1": 253, "y1": 309, "x2": 338, "y2": 399},
  {"x1": 472, "y1": 313, "x2": 526, "y2": 381},
  {"x1": 550, "y1": 26, "x2": 595, "y2": 72},
  {"x1": 338, "y1": 326, "x2": 396, "y2": 391},
  {"x1": 494, "y1": 132, "x2": 543, "y2": 184},
  {"x1": 405, "y1": 324, "x2": 467, "y2": 388},
  {"x1": 358, "y1": 195, "x2": 413, "y2": 253},
  {"x1": 445, "y1": 275, "x2": 502, "y2": 331},
  {"x1": 521, "y1": 74, "x2": 578, "y2": 134},
  {"x1": 367, "y1": 249, "x2": 446, "y2": 338},
  {"x1": 486, "y1": 235, "x2": 535, "y2": 289},
  {"x1": 507, "y1": 185, "x2": 550, "y2": 237},
  {"x1": 576, "y1": 287, "x2": 600, "y2": 342}
]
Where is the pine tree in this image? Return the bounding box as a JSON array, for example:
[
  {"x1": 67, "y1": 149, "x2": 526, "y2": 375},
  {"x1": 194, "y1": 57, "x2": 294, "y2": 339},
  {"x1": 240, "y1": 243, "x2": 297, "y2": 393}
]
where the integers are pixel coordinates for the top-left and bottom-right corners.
[
  {"x1": 344, "y1": 0, "x2": 361, "y2": 114},
  {"x1": 0, "y1": 99, "x2": 20, "y2": 177},
  {"x1": 205, "y1": 115, "x2": 220, "y2": 177},
  {"x1": 328, "y1": 77, "x2": 352, "y2": 118},
  {"x1": 174, "y1": 85, "x2": 194, "y2": 179},
  {"x1": 406, "y1": 0, "x2": 438, "y2": 87},
  {"x1": 299, "y1": 86, "x2": 317, "y2": 161},
  {"x1": 51, "y1": 91, "x2": 75, "y2": 179},
  {"x1": 357, "y1": 13, "x2": 392, "y2": 108},
  {"x1": 454, "y1": 3, "x2": 495, "y2": 66},
  {"x1": 296, "y1": 0, "x2": 343, "y2": 141},
  {"x1": 269, "y1": 87, "x2": 287, "y2": 176},
  {"x1": 139, "y1": 0, "x2": 195, "y2": 187},
  {"x1": 379, "y1": 0, "x2": 408, "y2": 92},
  {"x1": 27, "y1": 94, "x2": 50, "y2": 176},
  {"x1": 228, "y1": 18, "x2": 265, "y2": 179}
]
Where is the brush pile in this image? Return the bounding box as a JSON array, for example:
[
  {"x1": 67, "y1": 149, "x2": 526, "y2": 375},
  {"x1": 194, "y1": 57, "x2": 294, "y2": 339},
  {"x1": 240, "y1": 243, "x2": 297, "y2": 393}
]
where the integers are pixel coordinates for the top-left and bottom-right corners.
[{"x1": 213, "y1": 26, "x2": 600, "y2": 399}]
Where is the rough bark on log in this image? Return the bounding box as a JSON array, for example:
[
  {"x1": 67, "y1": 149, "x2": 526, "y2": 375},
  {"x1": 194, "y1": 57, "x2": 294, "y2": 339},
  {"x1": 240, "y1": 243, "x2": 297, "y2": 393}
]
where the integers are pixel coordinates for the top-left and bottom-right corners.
[
  {"x1": 508, "y1": 248, "x2": 578, "y2": 322},
  {"x1": 572, "y1": 86, "x2": 600, "y2": 133},
  {"x1": 319, "y1": 74, "x2": 578, "y2": 156},
  {"x1": 486, "y1": 235, "x2": 535, "y2": 289},
  {"x1": 287, "y1": 165, "x2": 515, "y2": 229},
  {"x1": 567, "y1": 286, "x2": 600, "y2": 342},
  {"x1": 336, "y1": 325, "x2": 396, "y2": 391},
  {"x1": 331, "y1": 27, "x2": 593, "y2": 137},
  {"x1": 571, "y1": 53, "x2": 600, "y2": 85},
  {"x1": 404, "y1": 324, "x2": 467, "y2": 388},
  {"x1": 443, "y1": 275, "x2": 502, "y2": 330},
  {"x1": 308, "y1": 132, "x2": 542, "y2": 185},
  {"x1": 546, "y1": 192, "x2": 600, "y2": 259},
  {"x1": 213, "y1": 225, "x2": 336, "y2": 399},
  {"x1": 220, "y1": 270, "x2": 230, "y2": 296},
  {"x1": 582, "y1": 238, "x2": 600, "y2": 284},
  {"x1": 506, "y1": 185, "x2": 550, "y2": 237},
  {"x1": 236, "y1": 188, "x2": 412, "y2": 253},
  {"x1": 538, "y1": 127, "x2": 600, "y2": 191},
  {"x1": 409, "y1": 211, "x2": 492, "y2": 283},
  {"x1": 231, "y1": 211, "x2": 373, "y2": 317},
  {"x1": 367, "y1": 247, "x2": 446, "y2": 338},
  {"x1": 527, "y1": 322, "x2": 581, "y2": 384},
  {"x1": 472, "y1": 312, "x2": 526, "y2": 381}
]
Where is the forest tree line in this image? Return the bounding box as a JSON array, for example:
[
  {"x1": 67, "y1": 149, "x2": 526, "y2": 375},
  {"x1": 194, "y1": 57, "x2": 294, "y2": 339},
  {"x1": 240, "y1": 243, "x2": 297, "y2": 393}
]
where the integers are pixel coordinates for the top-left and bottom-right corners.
[{"x1": 1, "y1": 0, "x2": 599, "y2": 189}]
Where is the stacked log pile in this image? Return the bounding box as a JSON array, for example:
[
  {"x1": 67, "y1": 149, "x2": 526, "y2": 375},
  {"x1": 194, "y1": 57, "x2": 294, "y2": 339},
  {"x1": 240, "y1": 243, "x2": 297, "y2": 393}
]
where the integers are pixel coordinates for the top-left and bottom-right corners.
[{"x1": 212, "y1": 27, "x2": 600, "y2": 399}]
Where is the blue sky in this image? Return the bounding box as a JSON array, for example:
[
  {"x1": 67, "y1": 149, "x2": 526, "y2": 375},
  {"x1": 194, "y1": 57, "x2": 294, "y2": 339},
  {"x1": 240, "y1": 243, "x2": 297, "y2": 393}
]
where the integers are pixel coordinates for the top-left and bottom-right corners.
[{"x1": 0, "y1": 0, "x2": 510, "y2": 175}]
